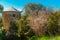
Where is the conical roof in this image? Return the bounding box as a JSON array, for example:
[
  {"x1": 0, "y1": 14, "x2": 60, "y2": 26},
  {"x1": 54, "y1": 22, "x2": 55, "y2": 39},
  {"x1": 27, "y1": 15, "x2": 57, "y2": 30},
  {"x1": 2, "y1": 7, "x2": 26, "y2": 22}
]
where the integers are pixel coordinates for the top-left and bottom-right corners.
[{"x1": 3, "y1": 7, "x2": 18, "y2": 11}]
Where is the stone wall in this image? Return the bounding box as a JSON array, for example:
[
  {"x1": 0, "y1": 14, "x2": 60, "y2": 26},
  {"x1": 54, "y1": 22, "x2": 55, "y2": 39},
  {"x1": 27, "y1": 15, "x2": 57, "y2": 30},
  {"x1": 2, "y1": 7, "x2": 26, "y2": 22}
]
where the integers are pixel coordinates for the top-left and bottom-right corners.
[{"x1": 2, "y1": 11, "x2": 20, "y2": 30}]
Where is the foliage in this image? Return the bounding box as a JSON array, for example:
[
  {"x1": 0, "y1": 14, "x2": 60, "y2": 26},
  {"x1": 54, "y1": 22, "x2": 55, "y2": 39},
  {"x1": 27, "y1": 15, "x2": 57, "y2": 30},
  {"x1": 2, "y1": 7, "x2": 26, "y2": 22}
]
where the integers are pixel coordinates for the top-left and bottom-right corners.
[
  {"x1": 15, "y1": 13, "x2": 34, "y2": 40},
  {"x1": 9, "y1": 21, "x2": 18, "y2": 35},
  {"x1": 2, "y1": 29, "x2": 7, "y2": 40},
  {"x1": 0, "y1": 17, "x2": 3, "y2": 27},
  {"x1": 0, "y1": 4, "x2": 3, "y2": 13},
  {"x1": 24, "y1": 3, "x2": 46, "y2": 14},
  {"x1": 2, "y1": 21, "x2": 19, "y2": 40},
  {"x1": 47, "y1": 11, "x2": 60, "y2": 35},
  {"x1": 6, "y1": 34, "x2": 19, "y2": 40},
  {"x1": 1, "y1": 3, "x2": 60, "y2": 40},
  {"x1": 29, "y1": 35, "x2": 60, "y2": 40},
  {"x1": 0, "y1": 30, "x2": 2, "y2": 40}
]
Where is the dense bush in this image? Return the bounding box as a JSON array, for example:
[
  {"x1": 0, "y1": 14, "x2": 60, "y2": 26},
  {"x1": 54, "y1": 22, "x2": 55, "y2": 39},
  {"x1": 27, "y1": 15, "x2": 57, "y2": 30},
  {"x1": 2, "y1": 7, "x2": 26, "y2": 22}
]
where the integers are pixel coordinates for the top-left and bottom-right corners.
[
  {"x1": 0, "y1": 30, "x2": 2, "y2": 40},
  {"x1": 15, "y1": 13, "x2": 34, "y2": 40},
  {"x1": 9, "y1": 21, "x2": 18, "y2": 35},
  {"x1": 5, "y1": 21, "x2": 19, "y2": 40},
  {"x1": 0, "y1": 4, "x2": 3, "y2": 13},
  {"x1": 0, "y1": 17, "x2": 3, "y2": 27},
  {"x1": 47, "y1": 11, "x2": 60, "y2": 36},
  {"x1": 2, "y1": 21, "x2": 19, "y2": 40},
  {"x1": 2, "y1": 29, "x2": 7, "y2": 40}
]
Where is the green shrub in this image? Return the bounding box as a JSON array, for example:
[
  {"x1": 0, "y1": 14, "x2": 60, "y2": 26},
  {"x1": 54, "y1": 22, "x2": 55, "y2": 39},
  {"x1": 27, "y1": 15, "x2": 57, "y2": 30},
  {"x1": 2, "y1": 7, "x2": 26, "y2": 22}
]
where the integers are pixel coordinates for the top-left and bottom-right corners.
[
  {"x1": 0, "y1": 30, "x2": 2, "y2": 40},
  {"x1": 15, "y1": 13, "x2": 34, "y2": 40},
  {"x1": 47, "y1": 12, "x2": 60, "y2": 36},
  {"x1": 2, "y1": 29, "x2": 7, "y2": 40},
  {"x1": 0, "y1": 16, "x2": 3, "y2": 27}
]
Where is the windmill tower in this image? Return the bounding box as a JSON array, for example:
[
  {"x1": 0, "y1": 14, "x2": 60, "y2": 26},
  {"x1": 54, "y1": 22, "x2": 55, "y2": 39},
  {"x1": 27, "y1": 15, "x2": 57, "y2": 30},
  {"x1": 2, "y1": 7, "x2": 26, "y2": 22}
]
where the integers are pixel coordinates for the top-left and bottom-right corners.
[{"x1": 2, "y1": 7, "x2": 21, "y2": 30}]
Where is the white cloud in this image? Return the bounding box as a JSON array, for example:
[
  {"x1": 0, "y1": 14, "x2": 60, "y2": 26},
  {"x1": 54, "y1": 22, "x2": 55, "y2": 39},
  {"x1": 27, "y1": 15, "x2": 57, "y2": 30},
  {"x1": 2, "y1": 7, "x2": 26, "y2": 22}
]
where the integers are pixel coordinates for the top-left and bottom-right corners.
[{"x1": 17, "y1": 8, "x2": 22, "y2": 11}]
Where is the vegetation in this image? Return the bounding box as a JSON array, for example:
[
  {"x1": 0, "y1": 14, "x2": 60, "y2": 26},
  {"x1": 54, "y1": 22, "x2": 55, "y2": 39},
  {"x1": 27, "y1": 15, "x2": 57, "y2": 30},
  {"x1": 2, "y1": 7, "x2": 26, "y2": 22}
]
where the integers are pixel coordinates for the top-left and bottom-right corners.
[
  {"x1": 29, "y1": 35, "x2": 60, "y2": 40},
  {"x1": 24, "y1": 3, "x2": 46, "y2": 14},
  {"x1": 0, "y1": 17, "x2": 3, "y2": 27},
  {"x1": 0, "y1": 3, "x2": 60, "y2": 40},
  {"x1": 47, "y1": 11, "x2": 60, "y2": 36},
  {"x1": 0, "y1": 4, "x2": 3, "y2": 13},
  {"x1": 0, "y1": 4, "x2": 3, "y2": 27},
  {"x1": 0, "y1": 29, "x2": 2, "y2": 40},
  {"x1": 15, "y1": 13, "x2": 34, "y2": 40}
]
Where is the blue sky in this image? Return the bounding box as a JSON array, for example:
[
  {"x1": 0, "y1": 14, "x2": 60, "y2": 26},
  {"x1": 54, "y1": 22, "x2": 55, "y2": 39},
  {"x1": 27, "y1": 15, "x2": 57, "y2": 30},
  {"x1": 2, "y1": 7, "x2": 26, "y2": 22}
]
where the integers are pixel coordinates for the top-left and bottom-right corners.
[{"x1": 0, "y1": 0, "x2": 60, "y2": 10}]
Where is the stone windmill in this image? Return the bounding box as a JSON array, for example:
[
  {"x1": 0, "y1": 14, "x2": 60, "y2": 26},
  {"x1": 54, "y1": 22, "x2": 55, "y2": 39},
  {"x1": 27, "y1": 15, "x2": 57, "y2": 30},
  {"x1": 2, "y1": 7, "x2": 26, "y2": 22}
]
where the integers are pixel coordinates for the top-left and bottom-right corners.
[{"x1": 2, "y1": 7, "x2": 21, "y2": 30}]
